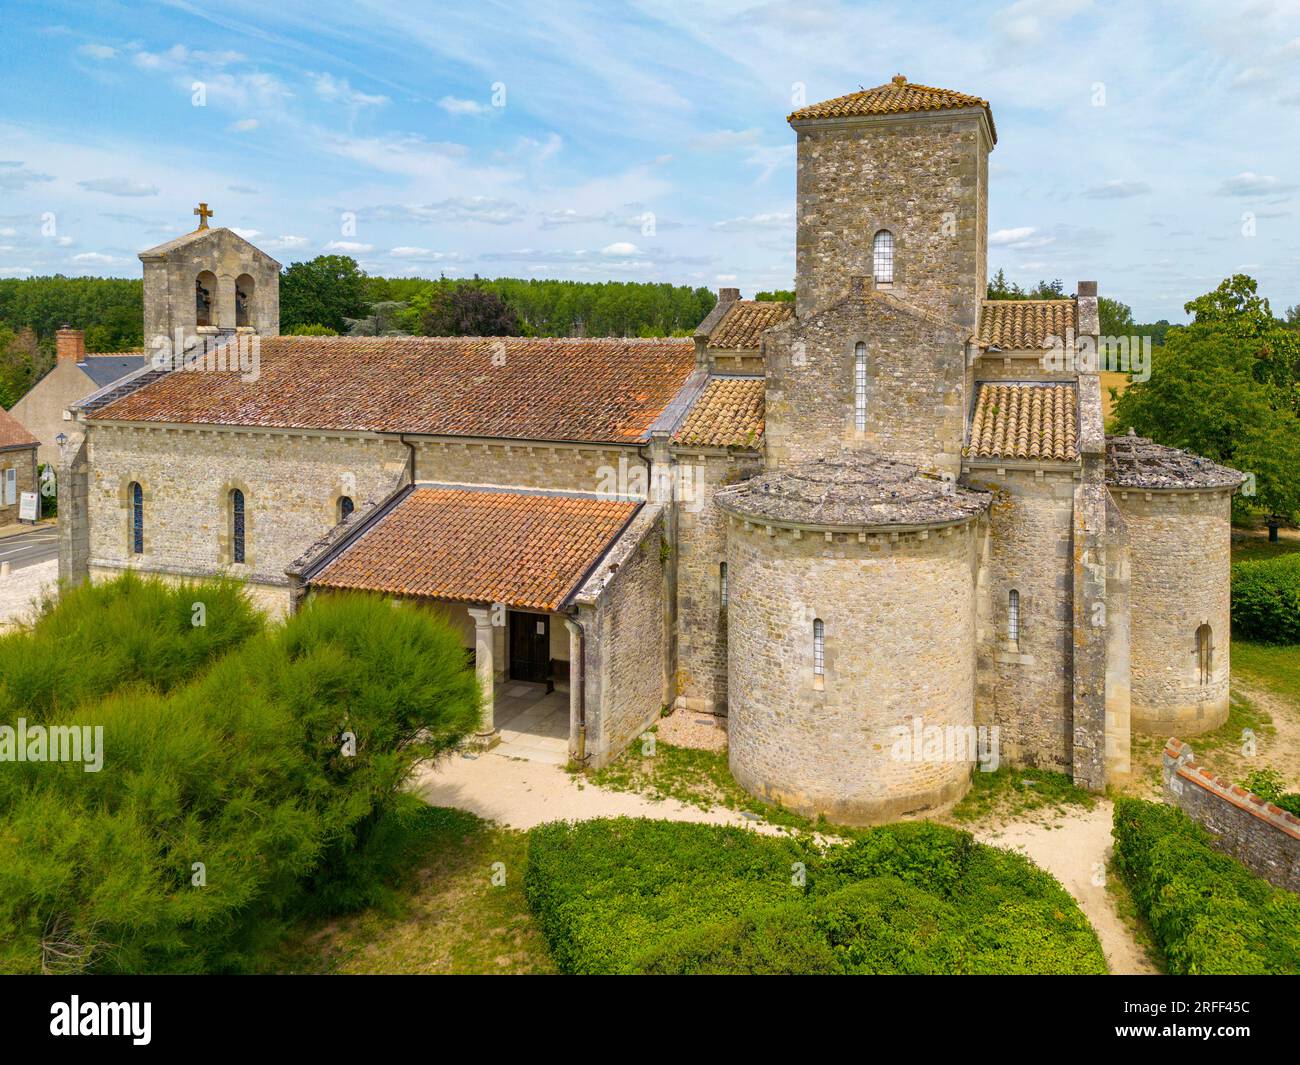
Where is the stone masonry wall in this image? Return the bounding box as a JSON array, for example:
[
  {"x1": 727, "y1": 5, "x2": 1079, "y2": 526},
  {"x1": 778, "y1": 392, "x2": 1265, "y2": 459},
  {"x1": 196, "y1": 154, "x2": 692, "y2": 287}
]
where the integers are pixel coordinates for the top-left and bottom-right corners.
[
  {"x1": 671, "y1": 448, "x2": 762, "y2": 714},
  {"x1": 1116, "y1": 489, "x2": 1233, "y2": 736},
  {"x1": 577, "y1": 507, "x2": 668, "y2": 769},
  {"x1": 0, "y1": 448, "x2": 37, "y2": 525},
  {"x1": 726, "y1": 515, "x2": 981, "y2": 825},
  {"x1": 794, "y1": 111, "x2": 989, "y2": 331},
  {"x1": 413, "y1": 439, "x2": 636, "y2": 495},
  {"x1": 85, "y1": 424, "x2": 405, "y2": 603},
  {"x1": 967, "y1": 466, "x2": 1077, "y2": 773},
  {"x1": 763, "y1": 290, "x2": 967, "y2": 478},
  {"x1": 1163, "y1": 738, "x2": 1300, "y2": 893}
]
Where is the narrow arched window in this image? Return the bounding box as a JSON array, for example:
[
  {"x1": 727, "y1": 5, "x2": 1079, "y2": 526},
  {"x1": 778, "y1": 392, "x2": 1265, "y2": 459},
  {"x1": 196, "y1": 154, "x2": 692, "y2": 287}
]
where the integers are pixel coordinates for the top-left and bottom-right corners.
[
  {"x1": 854, "y1": 341, "x2": 868, "y2": 431},
  {"x1": 872, "y1": 230, "x2": 894, "y2": 284},
  {"x1": 129, "y1": 481, "x2": 143, "y2": 555},
  {"x1": 813, "y1": 618, "x2": 825, "y2": 678},
  {"x1": 339, "y1": 496, "x2": 355, "y2": 521},
  {"x1": 1008, "y1": 589, "x2": 1020, "y2": 644},
  {"x1": 231, "y1": 489, "x2": 246, "y2": 564},
  {"x1": 719, "y1": 561, "x2": 728, "y2": 608},
  {"x1": 196, "y1": 270, "x2": 217, "y2": 327},
  {"x1": 1196, "y1": 623, "x2": 1213, "y2": 685}
]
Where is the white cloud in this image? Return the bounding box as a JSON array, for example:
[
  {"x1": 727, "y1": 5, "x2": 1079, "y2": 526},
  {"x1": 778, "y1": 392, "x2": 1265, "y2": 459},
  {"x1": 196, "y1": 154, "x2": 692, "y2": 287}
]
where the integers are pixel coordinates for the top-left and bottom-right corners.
[
  {"x1": 77, "y1": 177, "x2": 159, "y2": 197},
  {"x1": 262, "y1": 235, "x2": 309, "y2": 250},
  {"x1": 1217, "y1": 171, "x2": 1298, "y2": 197},
  {"x1": 602, "y1": 241, "x2": 639, "y2": 255},
  {"x1": 323, "y1": 240, "x2": 374, "y2": 253},
  {"x1": 712, "y1": 212, "x2": 793, "y2": 231},
  {"x1": 0, "y1": 267, "x2": 32, "y2": 277},
  {"x1": 232, "y1": 228, "x2": 260, "y2": 239},
  {"x1": 72, "y1": 252, "x2": 119, "y2": 264},
  {"x1": 0, "y1": 164, "x2": 54, "y2": 191},
  {"x1": 228, "y1": 118, "x2": 259, "y2": 133},
  {"x1": 78, "y1": 44, "x2": 118, "y2": 60},
  {"x1": 438, "y1": 95, "x2": 488, "y2": 116},
  {"x1": 1082, "y1": 180, "x2": 1152, "y2": 199},
  {"x1": 690, "y1": 128, "x2": 761, "y2": 150},
  {"x1": 312, "y1": 73, "x2": 388, "y2": 108}
]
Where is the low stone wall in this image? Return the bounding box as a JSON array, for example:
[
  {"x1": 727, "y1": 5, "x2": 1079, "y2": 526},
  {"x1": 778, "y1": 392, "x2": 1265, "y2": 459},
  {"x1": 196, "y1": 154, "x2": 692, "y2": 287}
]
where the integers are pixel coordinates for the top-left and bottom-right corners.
[{"x1": 1162, "y1": 738, "x2": 1300, "y2": 893}]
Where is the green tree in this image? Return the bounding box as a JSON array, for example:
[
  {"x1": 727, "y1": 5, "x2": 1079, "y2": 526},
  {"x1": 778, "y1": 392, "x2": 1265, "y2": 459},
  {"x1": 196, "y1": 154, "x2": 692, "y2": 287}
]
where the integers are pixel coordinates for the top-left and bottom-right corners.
[
  {"x1": 418, "y1": 285, "x2": 521, "y2": 337},
  {"x1": 1112, "y1": 276, "x2": 1300, "y2": 523},
  {"x1": 279, "y1": 255, "x2": 369, "y2": 333}
]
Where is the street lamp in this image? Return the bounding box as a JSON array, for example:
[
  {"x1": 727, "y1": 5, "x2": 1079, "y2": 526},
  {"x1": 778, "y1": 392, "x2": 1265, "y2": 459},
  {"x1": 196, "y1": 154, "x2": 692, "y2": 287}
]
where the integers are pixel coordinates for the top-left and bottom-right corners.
[{"x1": 55, "y1": 432, "x2": 68, "y2": 447}]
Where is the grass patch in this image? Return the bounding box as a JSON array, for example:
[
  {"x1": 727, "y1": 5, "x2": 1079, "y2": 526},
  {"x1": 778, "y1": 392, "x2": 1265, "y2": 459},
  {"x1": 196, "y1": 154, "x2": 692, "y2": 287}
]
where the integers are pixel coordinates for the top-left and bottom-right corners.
[
  {"x1": 948, "y1": 766, "x2": 1096, "y2": 824},
  {"x1": 585, "y1": 731, "x2": 815, "y2": 831},
  {"x1": 1104, "y1": 855, "x2": 1166, "y2": 974},
  {"x1": 266, "y1": 801, "x2": 553, "y2": 974},
  {"x1": 1233, "y1": 640, "x2": 1300, "y2": 706},
  {"x1": 1231, "y1": 535, "x2": 1300, "y2": 564}
]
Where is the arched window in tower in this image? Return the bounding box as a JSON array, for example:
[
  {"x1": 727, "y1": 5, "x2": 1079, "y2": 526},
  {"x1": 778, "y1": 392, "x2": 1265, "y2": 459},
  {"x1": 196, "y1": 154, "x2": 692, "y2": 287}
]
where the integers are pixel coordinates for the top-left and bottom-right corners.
[
  {"x1": 1196, "y1": 623, "x2": 1213, "y2": 685},
  {"x1": 720, "y1": 561, "x2": 728, "y2": 609},
  {"x1": 129, "y1": 481, "x2": 143, "y2": 555},
  {"x1": 339, "y1": 495, "x2": 355, "y2": 522},
  {"x1": 1008, "y1": 589, "x2": 1020, "y2": 644},
  {"x1": 854, "y1": 341, "x2": 868, "y2": 431},
  {"x1": 813, "y1": 618, "x2": 825, "y2": 683},
  {"x1": 196, "y1": 271, "x2": 217, "y2": 327},
  {"x1": 230, "y1": 489, "x2": 246, "y2": 564},
  {"x1": 235, "y1": 273, "x2": 254, "y2": 328},
  {"x1": 872, "y1": 230, "x2": 894, "y2": 284}
]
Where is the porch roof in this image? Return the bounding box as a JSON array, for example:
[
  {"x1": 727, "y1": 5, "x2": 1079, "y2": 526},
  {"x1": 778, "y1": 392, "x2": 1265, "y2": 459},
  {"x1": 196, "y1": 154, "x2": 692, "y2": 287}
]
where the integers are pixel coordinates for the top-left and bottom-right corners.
[{"x1": 307, "y1": 484, "x2": 640, "y2": 612}]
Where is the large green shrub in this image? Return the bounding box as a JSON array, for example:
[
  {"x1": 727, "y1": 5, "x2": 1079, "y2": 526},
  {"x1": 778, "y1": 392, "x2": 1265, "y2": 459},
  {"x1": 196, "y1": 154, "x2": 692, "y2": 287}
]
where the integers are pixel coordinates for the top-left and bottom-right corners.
[
  {"x1": 0, "y1": 573, "x2": 263, "y2": 722},
  {"x1": 1112, "y1": 798, "x2": 1300, "y2": 974},
  {"x1": 1231, "y1": 553, "x2": 1300, "y2": 643},
  {"x1": 524, "y1": 818, "x2": 1106, "y2": 974},
  {"x1": 0, "y1": 588, "x2": 481, "y2": 973}
]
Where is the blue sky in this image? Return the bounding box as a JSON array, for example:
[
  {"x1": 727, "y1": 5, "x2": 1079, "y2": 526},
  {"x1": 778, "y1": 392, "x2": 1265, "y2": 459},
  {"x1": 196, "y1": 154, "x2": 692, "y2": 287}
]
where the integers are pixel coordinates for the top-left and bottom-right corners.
[{"x1": 2, "y1": 0, "x2": 1299, "y2": 322}]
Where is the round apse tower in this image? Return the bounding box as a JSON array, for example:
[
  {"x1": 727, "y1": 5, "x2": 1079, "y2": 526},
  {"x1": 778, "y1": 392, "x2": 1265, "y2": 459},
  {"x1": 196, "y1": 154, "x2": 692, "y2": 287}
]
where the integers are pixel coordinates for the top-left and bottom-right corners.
[
  {"x1": 716, "y1": 454, "x2": 991, "y2": 825},
  {"x1": 1106, "y1": 433, "x2": 1244, "y2": 737}
]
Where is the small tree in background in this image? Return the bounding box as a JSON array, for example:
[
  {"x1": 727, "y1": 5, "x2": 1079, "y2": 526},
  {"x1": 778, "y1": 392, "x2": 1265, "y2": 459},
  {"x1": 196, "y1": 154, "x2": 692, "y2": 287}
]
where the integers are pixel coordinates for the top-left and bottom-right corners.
[
  {"x1": 418, "y1": 284, "x2": 521, "y2": 337},
  {"x1": 279, "y1": 255, "x2": 369, "y2": 334}
]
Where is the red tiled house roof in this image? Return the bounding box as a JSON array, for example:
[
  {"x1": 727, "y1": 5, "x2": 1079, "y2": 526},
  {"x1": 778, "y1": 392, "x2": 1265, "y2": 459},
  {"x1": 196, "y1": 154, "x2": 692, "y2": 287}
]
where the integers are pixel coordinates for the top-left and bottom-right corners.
[
  {"x1": 976, "y1": 300, "x2": 1077, "y2": 349},
  {"x1": 87, "y1": 336, "x2": 696, "y2": 445},
  {"x1": 790, "y1": 75, "x2": 997, "y2": 143},
  {"x1": 0, "y1": 407, "x2": 39, "y2": 451},
  {"x1": 707, "y1": 300, "x2": 794, "y2": 349},
  {"x1": 967, "y1": 382, "x2": 1079, "y2": 462},
  {"x1": 673, "y1": 377, "x2": 765, "y2": 450}
]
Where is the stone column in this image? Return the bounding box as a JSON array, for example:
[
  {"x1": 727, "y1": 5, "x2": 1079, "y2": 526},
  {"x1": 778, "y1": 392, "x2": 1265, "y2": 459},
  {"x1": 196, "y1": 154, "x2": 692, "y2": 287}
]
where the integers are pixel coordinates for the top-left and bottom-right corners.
[
  {"x1": 564, "y1": 617, "x2": 583, "y2": 759},
  {"x1": 468, "y1": 606, "x2": 498, "y2": 743}
]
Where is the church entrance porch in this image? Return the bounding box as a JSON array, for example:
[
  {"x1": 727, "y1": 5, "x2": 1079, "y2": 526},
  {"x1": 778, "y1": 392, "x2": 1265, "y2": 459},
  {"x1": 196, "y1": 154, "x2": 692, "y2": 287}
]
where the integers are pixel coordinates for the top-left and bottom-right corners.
[{"x1": 493, "y1": 678, "x2": 570, "y2": 765}]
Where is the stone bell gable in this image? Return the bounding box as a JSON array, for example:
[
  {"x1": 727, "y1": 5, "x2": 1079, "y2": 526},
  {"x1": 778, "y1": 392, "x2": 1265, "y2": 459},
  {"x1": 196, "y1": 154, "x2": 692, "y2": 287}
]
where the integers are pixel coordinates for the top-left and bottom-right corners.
[{"x1": 139, "y1": 214, "x2": 281, "y2": 345}]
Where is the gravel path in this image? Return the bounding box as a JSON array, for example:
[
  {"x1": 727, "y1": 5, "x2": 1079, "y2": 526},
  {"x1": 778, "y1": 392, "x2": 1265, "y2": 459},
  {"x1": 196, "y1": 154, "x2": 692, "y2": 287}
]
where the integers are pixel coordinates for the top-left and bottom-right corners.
[
  {"x1": 971, "y1": 801, "x2": 1157, "y2": 975},
  {"x1": 414, "y1": 749, "x2": 1156, "y2": 973}
]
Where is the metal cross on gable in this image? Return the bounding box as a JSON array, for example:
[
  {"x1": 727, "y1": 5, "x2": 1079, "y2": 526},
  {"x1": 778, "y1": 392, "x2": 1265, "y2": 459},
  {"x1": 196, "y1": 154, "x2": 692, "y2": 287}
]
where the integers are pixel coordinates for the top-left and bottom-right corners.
[{"x1": 193, "y1": 202, "x2": 214, "y2": 229}]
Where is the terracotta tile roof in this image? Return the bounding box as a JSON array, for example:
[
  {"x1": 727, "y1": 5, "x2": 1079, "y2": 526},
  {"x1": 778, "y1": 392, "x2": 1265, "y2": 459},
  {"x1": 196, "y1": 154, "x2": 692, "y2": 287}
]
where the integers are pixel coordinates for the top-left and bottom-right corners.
[
  {"x1": 309, "y1": 486, "x2": 639, "y2": 611},
  {"x1": 673, "y1": 377, "x2": 764, "y2": 449},
  {"x1": 708, "y1": 300, "x2": 794, "y2": 349},
  {"x1": 0, "y1": 407, "x2": 38, "y2": 451},
  {"x1": 86, "y1": 336, "x2": 695, "y2": 444},
  {"x1": 789, "y1": 75, "x2": 996, "y2": 143},
  {"x1": 976, "y1": 299, "x2": 1076, "y2": 349},
  {"x1": 967, "y1": 382, "x2": 1079, "y2": 462}
]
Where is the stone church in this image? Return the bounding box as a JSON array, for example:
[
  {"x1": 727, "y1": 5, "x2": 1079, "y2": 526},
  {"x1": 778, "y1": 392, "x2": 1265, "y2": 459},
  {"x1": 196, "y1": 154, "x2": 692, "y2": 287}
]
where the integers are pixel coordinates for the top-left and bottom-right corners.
[{"x1": 57, "y1": 77, "x2": 1243, "y2": 824}]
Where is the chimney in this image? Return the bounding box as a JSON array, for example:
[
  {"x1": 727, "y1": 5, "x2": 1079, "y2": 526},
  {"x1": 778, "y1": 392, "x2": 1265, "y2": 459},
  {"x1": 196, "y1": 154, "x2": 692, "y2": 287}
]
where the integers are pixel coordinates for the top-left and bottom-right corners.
[
  {"x1": 56, "y1": 326, "x2": 85, "y2": 363},
  {"x1": 1076, "y1": 281, "x2": 1099, "y2": 338},
  {"x1": 718, "y1": 287, "x2": 740, "y2": 303}
]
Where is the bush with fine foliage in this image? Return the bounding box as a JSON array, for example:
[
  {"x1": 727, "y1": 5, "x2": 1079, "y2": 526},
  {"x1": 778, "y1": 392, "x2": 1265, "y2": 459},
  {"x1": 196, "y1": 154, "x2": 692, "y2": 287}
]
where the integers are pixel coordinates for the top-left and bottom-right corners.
[
  {"x1": 1231, "y1": 553, "x2": 1300, "y2": 643},
  {"x1": 1112, "y1": 798, "x2": 1300, "y2": 974},
  {"x1": 0, "y1": 586, "x2": 481, "y2": 973},
  {"x1": 524, "y1": 818, "x2": 1106, "y2": 974},
  {"x1": 0, "y1": 573, "x2": 262, "y2": 722}
]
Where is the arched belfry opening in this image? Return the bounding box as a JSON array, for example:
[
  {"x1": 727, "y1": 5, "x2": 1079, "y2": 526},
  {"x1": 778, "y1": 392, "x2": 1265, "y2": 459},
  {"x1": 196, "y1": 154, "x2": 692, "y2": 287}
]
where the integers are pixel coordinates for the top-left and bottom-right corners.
[
  {"x1": 235, "y1": 273, "x2": 255, "y2": 328},
  {"x1": 195, "y1": 271, "x2": 217, "y2": 327}
]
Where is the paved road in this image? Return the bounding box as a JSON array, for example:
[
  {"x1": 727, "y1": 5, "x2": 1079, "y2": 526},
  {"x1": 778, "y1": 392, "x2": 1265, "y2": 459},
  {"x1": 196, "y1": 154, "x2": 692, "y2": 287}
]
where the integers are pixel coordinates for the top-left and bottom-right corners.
[{"x1": 0, "y1": 526, "x2": 58, "y2": 571}]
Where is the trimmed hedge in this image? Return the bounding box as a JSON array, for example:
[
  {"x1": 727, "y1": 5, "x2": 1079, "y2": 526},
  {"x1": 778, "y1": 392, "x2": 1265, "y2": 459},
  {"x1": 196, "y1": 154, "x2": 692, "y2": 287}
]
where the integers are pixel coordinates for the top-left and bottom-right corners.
[
  {"x1": 524, "y1": 818, "x2": 1106, "y2": 974},
  {"x1": 1231, "y1": 553, "x2": 1300, "y2": 643},
  {"x1": 1112, "y1": 798, "x2": 1300, "y2": 974}
]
